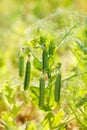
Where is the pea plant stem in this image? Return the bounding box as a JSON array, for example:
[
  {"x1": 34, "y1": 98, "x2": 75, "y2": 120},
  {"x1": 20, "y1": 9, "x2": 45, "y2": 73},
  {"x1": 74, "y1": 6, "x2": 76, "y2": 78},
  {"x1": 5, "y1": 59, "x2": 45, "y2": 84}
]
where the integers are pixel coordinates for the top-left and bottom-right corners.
[
  {"x1": 68, "y1": 102, "x2": 82, "y2": 124},
  {"x1": 58, "y1": 24, "x2": 77, "y2": 48},
  {"x1": 79, "y1": 108, "x2": 87, "y2": 118},
  {"x1": 62, "y1": 71, "x2": 87, "y2": 81},
  {"x1": 53, "y1": 117, "x2": 75, "y2": 129}
]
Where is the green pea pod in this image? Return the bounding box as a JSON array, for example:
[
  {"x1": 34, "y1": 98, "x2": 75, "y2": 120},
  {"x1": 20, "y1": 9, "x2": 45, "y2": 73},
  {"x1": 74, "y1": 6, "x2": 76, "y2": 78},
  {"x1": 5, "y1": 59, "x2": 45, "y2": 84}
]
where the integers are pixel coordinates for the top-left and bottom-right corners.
[
  {"x1": 39, "y1": 77, "x2": 45, "y2": 108},
  {"x1": 19, "y1": 55, "x2": 24, "y2": 77},
  {"x1": 54, "y1": 72, "x2": 61, "y2": 103},
  {"x1": 24, "y1": 59, "x2": 31, "y2": 90},
  {"x1": 42, "y1": 47, "x2": 49, "y2": 72}
]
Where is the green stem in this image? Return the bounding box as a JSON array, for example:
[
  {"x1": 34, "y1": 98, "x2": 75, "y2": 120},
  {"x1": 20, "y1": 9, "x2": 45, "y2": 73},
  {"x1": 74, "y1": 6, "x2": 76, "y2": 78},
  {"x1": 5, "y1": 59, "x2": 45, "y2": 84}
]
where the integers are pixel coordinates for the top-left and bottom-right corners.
[
  {"x1": 58, "y1": 25, "x2": 77, "y2": 48},
  {"x1": 53, "y1": 117, "x2": 75, "y2": 129},
  {"x1": 68, "y1": 101, "x2": 82, "y2": 124},
  {"x1": 62, "y1": 71, "x2": 87, "y2": 81},
  {"x1": 79, "y1": 108, "x2": 87, "y2": 118},
  {"x1": 62, "y1": 73, "x2": 77, "y2": 81}
]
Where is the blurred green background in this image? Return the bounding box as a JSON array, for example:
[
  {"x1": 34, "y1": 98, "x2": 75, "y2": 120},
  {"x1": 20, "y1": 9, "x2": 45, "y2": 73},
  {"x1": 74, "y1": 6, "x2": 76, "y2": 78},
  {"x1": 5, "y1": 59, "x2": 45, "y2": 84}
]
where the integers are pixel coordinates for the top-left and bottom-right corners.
[{"x1": 0, "y1": 0, "x2": 87, "y2": 80}]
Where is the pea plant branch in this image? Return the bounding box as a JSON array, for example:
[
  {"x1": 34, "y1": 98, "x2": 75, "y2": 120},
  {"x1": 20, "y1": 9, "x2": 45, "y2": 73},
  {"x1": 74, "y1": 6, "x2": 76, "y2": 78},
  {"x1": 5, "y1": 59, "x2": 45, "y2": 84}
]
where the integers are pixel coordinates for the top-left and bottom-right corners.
[
  {"x1": 58, "y1": 24, "x2": 78, "y2": 48},
  {"x1": 62, "y1": 71, "x2": 87, "y2": 81}
]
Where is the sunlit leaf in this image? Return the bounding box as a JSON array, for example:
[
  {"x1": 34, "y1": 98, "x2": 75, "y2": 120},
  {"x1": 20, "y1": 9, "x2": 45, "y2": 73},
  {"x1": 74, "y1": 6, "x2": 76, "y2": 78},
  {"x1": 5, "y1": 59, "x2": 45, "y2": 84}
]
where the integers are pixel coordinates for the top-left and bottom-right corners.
[{"x1": 33, "y1": 57, "x2": 42, "y2": 71}]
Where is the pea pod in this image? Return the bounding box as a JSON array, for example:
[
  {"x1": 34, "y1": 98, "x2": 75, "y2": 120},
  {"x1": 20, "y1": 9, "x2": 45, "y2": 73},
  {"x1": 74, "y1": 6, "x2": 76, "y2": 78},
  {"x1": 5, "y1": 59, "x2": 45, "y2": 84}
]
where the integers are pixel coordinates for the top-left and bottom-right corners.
[
  {"x1": 54, "y1": 72, "x2": 61, "y2": 103},
  {"x1": 24, "y1": 59, "x2": 31, "y2": 90},
  {"x1": 18, "y1": 55, "x2": 24, "y2": 77},
  {"x1": 39, "y1": 77, "x2": 45, "y2": 108},
  {"x1": 42, "y1": 47, "x2": 49, "y2": 72}
]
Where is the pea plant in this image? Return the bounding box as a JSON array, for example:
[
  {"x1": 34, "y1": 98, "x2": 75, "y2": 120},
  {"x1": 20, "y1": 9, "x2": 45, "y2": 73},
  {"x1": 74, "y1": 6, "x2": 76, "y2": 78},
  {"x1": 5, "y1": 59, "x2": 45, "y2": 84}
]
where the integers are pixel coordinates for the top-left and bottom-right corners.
[
  {"x1": 0, "y1": 15, "x2": 87, "y2": 130},
  {"x1": 17, "y1": 24, "x2": 87, "y2": 129},
  {"x1": 18, "y1": 32, "x2": 62, "y2": 108}
]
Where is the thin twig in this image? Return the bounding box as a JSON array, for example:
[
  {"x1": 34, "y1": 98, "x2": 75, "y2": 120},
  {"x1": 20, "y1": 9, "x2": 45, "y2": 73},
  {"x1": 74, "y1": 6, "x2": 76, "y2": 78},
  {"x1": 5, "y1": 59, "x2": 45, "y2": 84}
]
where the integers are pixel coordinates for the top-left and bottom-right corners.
[
  {"x1": 62, "y1": 71, "x2": 87, "y2": 81},
  {"x1": 53, "y1": 117, "x2": 75, "y2": 129},
  {"x1": 58, "y1": 25, "x2": 77, "y2": 48}
]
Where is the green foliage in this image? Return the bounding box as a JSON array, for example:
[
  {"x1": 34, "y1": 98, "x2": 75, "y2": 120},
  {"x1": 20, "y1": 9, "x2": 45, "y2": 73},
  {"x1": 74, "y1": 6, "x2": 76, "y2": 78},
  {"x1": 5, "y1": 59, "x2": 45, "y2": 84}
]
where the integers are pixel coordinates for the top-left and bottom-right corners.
[
  {"x1": 76, "y1": 96, "x2": 87, "y2": 107},
  {"x1": 33, "y1": 57, "x2": 42, "y2": 71}
]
